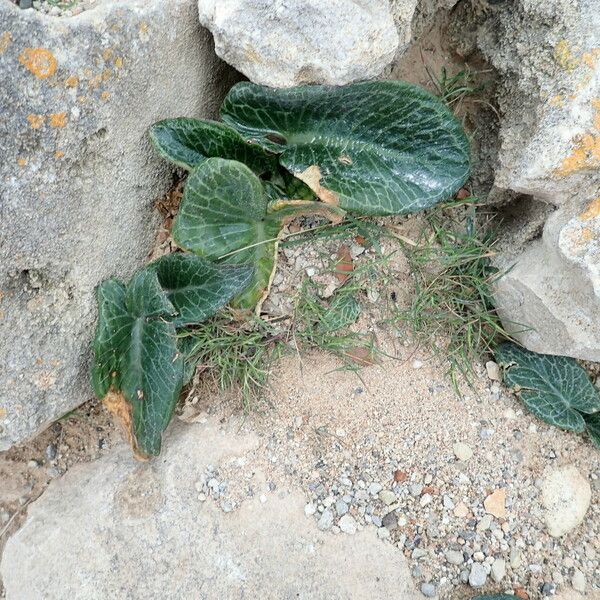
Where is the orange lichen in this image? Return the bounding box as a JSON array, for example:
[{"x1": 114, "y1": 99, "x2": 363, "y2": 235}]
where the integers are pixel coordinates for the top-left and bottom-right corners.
[
  {"x1": 114, "y1": 56, "x2": 123, "y2": 69},
  {"x1": 19, "y1": 48, "x2": 58, "y2": 79},
  {"x1": 17, "y1": 157, "x2": 28, "y2": 167},
  {"x1": 580, "y1": 198, "x2": 600, "y2": 221},
  {"x1": 54, "y1": 150, "x2": 65, "y2": 159},
  {"x1": 593, "y1": 99, "x2": 600, "y2": 130},
  {"x1": 0, "y1": 31, "x2": 12, "y2": 54},
  {"x1": 49, "y1": 112, "x2": 67, "y2": 128},
  {"x1": 555, "y1": 134, "x2": 600, "y2": 176},
  {"x1": 101, "y1": 68, "x2": 112, "y2": 81},
  {"x1": 88, "y1": 74, "x2": 102, "y2": 89},
  {"x1": 102, "y1": 48, "x2": 113, "y2": 61},
  {"x1": 139, "y1": 21, "x2": 148, "y2": 34},
  {"x1": 548, "y1": 94, "x2": 566, "y2": 107},
  {"x1": 554, "y1": 40, "x2": 579, "y2": 71},
  {"x1": 581, "y1": 227, "x2": 594, "y2": 241},
  {"x1": 27, "y1": 114, "x2": 45, "y2": 129},
  {"x1": 0, "y1": 408, "x2": 6, "y2": 419},
  {"x1": 101, "y1": 91, "x2": 111, "y2": 101},
  {"x1": 64, "y1": 75, "x2": 79, "y2": 88}
]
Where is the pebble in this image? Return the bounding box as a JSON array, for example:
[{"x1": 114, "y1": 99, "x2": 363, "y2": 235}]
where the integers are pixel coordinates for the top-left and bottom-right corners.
[
  {"x1": 476, "y1": 514, "x2": 493, "y2": 531},
  {"x1": 338, "y1": 514, "x2": 357, "y2": 535},
  {"x1": 468, "y1": 563, "x2": 487, "y2": 587},
  {"x1": 317, "y1": 509, "x2": 334, "y2": 531},
  {"x1": 484, "y1": 488, "x2": 506, "y2": 518},
  {"x1": 45, "y1": 443, "x2": 57, "y2": 461},
  {"x1": 509, "y1": 547, "x2": 522, "y2": 569},
  {"x1": 452, "y1": 442, "x2": 473, "y2": 462},
  {"x1": 420, "y1": 494, "x2": 433, "y2": 507},
  {"x1": 420, "y1": 582, "x2": 436, "y2": 597},
  {"x1": 378, "y1": 490, "x2": 396, "y2": 505},
  {"x1": 27, "y1": 460, "x2": 39, "y2": 468},
  {"x1": 382, "y1": 511, "x2": 398, "y2": 530},
  {"x1": 453, "y1": 502, "x2": 469, "y2": 518},
  {"x1": 572, "y1": 569, "x2": 586, "y2": 593},
  {"x1": 304, "y1": 502, "x2": 317, "y2": 516},
  {"x1": 445, "y1": 550, "x2": 464, "y2": 565},
  {"x1": 368, "y1": 482, "x2": 383, "y2": 496},
  {"x1": 335, "y1": 499, "x2": 349, "y2": 516},
  {"x1": 442, "y1": 495, "x2": 455, "y2": 510},
  {"x1": 491, "y1": 558, "x2": 506, "y2": 582},
  {"x1": 485, "y1": 360, "x2": 502, "y2": 381}
]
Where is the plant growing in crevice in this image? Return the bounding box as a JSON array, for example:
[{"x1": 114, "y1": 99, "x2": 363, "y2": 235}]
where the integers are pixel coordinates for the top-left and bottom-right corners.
[{"x1": 91, "y1": 79, "x2": 471, "y2": 458}]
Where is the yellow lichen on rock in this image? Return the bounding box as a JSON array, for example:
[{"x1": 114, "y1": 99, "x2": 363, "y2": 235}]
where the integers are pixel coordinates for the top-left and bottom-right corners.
[
  {"x1": 554, "y1": 40, "x2": 579, "y2": 71},
  {"x1": 580, "y1": 197, "x2": 600, "y2": 221},
  {"x1": 64, "y1": 75, "x2": 79, "y2": 88},
  {"x1": 27, "y1": 114, "x2": 45, "y2": 129},
  {"x1": 555, "y1": 134, "x2": 600, "y2": 176},
  {"x1": 19, "y1": 48, "x2": 58, "y2": 79},
  {"x1": 49, "y1": 112, "x2": 67, "y2": 128},
  {"x1": 0, "y1": 31, "x2": 12, "y2": 54}
]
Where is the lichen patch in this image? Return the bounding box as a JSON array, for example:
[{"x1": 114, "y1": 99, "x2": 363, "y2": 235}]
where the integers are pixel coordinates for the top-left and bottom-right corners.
[
  {"x1": 19, "y1": 48, "x2": 58, "y2": 79},
  {"x1": 580, "y1": 197, "x2": 600, "y2": 221},
  {"x1": 49, "y1": 112, "x2": 67, "y2": 128},
  {"x1": 27, "y1": 114, "x2": 45, "y2": 129},
  {"x1": 0, "y1": 31, "x2": 12, "y2": 55}
]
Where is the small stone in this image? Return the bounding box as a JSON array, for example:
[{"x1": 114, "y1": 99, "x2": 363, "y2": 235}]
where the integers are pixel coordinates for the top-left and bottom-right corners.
[
  {"x1": 509, "y1": 547, "x2": 522, "y2": 569},
  {"x1": 445, "y1": 550, "x2": 464, "y2": 565},
  {"x1": 378, "y1": 490, "x2": 396, "y2": 505},
  {"x1": 368, "y1": 482, "x2": 383, "y2": 496},
  {"x1": 485, "y1": 360, "x2": 501, "y2": 381},
  {"x1": 259, "y1": 494, "x2": 267, "y2": 504},
  {"x1": 0, "y1": 510, "x2": 10, "y2": 524},
  {"x1": 453, "y1": 502, "x2": 469, "y2": 518},
  {"x1": 377, "y1": 527, "x2": 390, "y2": 539},
  {"x1": 442, "y1": 495, "x2": 455, "y2": 510},
  {"x1": 420, "y1": 493, "x2": 432, "y2": 507},
  {"x1": 476, "y1": 514, "x2": 493, "y2": 531},
  {"x1": 412, "y1": 359, "x2": 424, "y2": 369},
  {"x1": 197, "y1": 493, "x2": 207, "y2": 502},
  {"x1": 541, "y1": 465, "x2": 591, "y2": 537},
  {"x1": 382, "y1": 511, "x2": 398, "y2": 530},
  {"x1": 420, "y1": 582, "x2": 436, "y2": 597},
  {"x1": 335, "y1": 500, "x2": 349, "y2": 516},
  {"x1": 468, "y1": 563, "x2": 487, "y2": 588},
  {"x1": 572, "y1": 569, "x2": 586, "y2": 593},
  {"x1": 473, "y1": 551, "x2": 485, "y2": 562},
  {"x1": 412, "y1": 548, "x2": 428, "y2": 559},
  {"x1": 304, "y1": 502, "x2": 317, "y2": 516},
  {"x1": 27, "y1": 460, "x2": 39, "y2": 468},
  {"x1": 491, "y1": 558, "x2": 506, "y2": 582},
  {"x1": 484, "y1": 488, "x2": 507, "y2": 519},
  {"x1": 45, "y1": 443, "x2": 57, "y2": 461},
  {"x1": 409, "y1": 484, "x2": 423, "y2": 497},
  {"x1": 452, "y1": 442, "x2": 473, "y2": 462},
  {"x1": 541, "y1": 582, "x2": 556, "y2": 596},
  {"x1": 317, "y1": 509, "x2": 334, "y2": 531},
  {"x1": 338, "y1": 514, "x2": 357, "y2": 535}
]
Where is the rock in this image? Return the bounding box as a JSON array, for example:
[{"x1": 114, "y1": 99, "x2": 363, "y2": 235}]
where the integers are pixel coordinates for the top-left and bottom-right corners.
[
  {"x1": 420, "y1": 493, "x2": 433, "y2": 507},
  {"x1": 335, "y1": 499, "x2": 349, "y2": 516},
  {"x1": 453, "y1": 502, "x2": 469, "y2": 518},
  {"x1": 445, "y1": 550, "x2": 464, "y2": 565},
  {"x1": 476, "y1": 514, "x2": 493, "y2": 532},
  {"x1": 485, "y1": 361, "x2": 502, "y2": 381},
  {"x1": 491, "y1": 558, "x2": 506, "y2": 583},
  {"x1": 0, "y1": 0, "x2": 236, "y2": 450},
  {"x1": 468, "y1": 563, "x2": 487, "y2": 588},
  {"x1": 472, "y1": 0, "x2": 600, "y2": 360},
  {"x1": 382, "y1": 511, "x2": 398, "y2": 530},
  {"x1": 318, "y1": 509, "x2": 334, "y2": 531},
  {"x1": 452, "y1": 442, "x2": 473, "y2": 462},
  {"x1": 379, "y1": 490, "x2": 397, "y2": 506},
  {"x1": 338, "y1": 514, "x2": 357, "y2": 535},
  {"x1": 484, "y1": 488, "x2": 507, "y2": 519},
  {"x1": 305, "y1": 502, "x2": 317, "y2": 516},
  {"x1": 510, "y1": 547, "x2": 522, "y2": 569},
  {"x1": 572, "y1": 569, "x2": 586, "y2": 593},
  {"x1": 540, "y1": 465, "x2": 591, "y2": 537},
  {"x1": 197, "y1": 0, "x2": 400, "y2": 87},
  {"x1": 0, "y1": 419, "x2": 419, "y2": 598},
  {"x1": 420, "y1": 582, "x2": 436, "y2": 597}
]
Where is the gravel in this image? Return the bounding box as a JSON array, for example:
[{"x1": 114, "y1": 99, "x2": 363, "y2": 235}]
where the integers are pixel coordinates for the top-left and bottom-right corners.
[{"x1": 468, "y1": 563, "x2": 488, "y2": 587}]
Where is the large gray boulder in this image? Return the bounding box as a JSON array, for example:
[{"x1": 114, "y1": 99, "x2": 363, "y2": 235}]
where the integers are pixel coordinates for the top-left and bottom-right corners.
[
  {"x1": 197, "y1": 0, "x2": 400, "y2": 87},
  {"x1": 0, "y1": 0, "x2": 237, "y2": 450},
  {"x1": 0, "y1": 418, "x2": 419, "y2": 599},
  {"x1": 474, "y1": 0, "x2": 600, "y2": 359}
]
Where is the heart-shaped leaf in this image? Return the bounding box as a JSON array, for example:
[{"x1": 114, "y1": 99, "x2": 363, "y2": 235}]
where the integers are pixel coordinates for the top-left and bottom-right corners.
[
  {"x1": 173, "y1": 158, "x2": 343, "y2": 309},
  {"x1": 148, "y1": 253, "x2": 254, "y2": 326},
  {"x1": 495, "y1": 342, "x2": 600, "y2": 432},
  {"x1": 585, "y1": 412, "x2": 600, "y2": 449},
  {"x1": 221, "y1": 81, "x2": 470, "y2": 216},
  {"x1": 149, "y1": 118, "x2": 277, "y2": 174},
  {"x1": 92, "y1": 270, "x2": 184, "y2": 458},
  {"x1": 319, "y1": 295, "x2": 361, "y2": 333}
]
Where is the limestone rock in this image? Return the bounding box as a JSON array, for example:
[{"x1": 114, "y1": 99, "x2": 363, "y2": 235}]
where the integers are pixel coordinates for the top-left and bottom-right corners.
[
  {"x1": 0, "y1": 0, "x2": 237, "y2": 449},
  {"x1": 540, "y1": 465, "x2": 591, "y2": 537},
  {"x1": 197, "y1": 0, "x2": 400, "y2": 87},
  {"x1": 0, "y1": 419, "x2": 419, "y2": 599},
  {"x1": 473, "y1": 0, "x2": 600, "y2": 359}
]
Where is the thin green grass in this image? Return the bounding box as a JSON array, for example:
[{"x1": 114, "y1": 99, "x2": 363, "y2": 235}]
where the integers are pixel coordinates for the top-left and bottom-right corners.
[
  {"x1": 179, "y1": 313, "x2": 282, "y2": 410},
  {"x1": 392, "y1": 197, "x2": 514, "y2": 390}
]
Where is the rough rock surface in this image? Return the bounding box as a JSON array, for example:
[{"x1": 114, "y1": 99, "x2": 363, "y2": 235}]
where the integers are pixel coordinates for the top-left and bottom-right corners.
[
  {"x1": 540, "y1": 464, "x2": 592, "y2": 538},
  {"x1": 471, "y1": 0, "x2": 600, "y2": 359},
  {"x1": 0, "y1": 0, "x2": 237, "y2": 450},
  {"x1": 0, "y1": 419, "x2": 419, "y2": 600},
  {"x1": 197, "y1": 0, "x2": 400, "y2": 87}
]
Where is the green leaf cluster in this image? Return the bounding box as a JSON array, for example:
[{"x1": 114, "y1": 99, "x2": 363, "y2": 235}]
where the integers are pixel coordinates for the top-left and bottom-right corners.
[
  {"x1": 495, "y1": 342, "x2": 600, "y2": 449},
  {"x1": 92, "y1": 79, "x2": 471, "y2": 459}
]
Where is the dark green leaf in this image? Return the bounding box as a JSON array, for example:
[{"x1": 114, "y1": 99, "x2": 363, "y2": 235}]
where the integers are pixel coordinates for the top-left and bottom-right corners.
[
  {"x1": 495, "y1": 342, "x2": 600, "y2": 432},
  {"x1": 91, "y1": 279, "x2": 131, "y2": 398},
  {"x1": 119, "y1": 316, "x2": 183, "y2": 458},
  {"x1": 125, "y1": 270, "x2": 176, "y2": 319},
  {"x1": 173, "y1": 158, "x2": 342, "y2": 309},
  {"x1": 584, "y1": 411, "x2": 600, "y2": 449},
  {"x1": 149, "y1": 253, "x2": 254, "y2": 326},
  {"x1": 221, "y1": 81, "x2": 470, "y2": 216},
  {"x1": 149, "y1": 118, "x2": 277, "y2": 174},
  {"x1": 319, "y1": 295, "x2": 361, "y2": 333}
]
